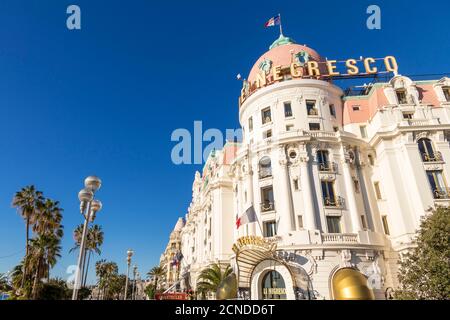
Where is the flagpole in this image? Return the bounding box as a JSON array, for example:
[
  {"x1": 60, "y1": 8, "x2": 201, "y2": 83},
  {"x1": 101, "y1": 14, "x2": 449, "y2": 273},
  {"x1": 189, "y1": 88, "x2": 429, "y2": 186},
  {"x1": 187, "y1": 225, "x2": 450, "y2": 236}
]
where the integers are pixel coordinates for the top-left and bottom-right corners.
[{"x1": 278, "y1": 13, "x2": 283, "y2": 36}]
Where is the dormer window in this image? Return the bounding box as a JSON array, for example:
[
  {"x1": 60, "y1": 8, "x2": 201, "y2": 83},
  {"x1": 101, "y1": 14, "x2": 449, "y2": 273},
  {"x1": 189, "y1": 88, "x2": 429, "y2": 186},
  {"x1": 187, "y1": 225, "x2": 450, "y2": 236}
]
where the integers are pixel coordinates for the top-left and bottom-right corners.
[
  {"x1": 443, "y1": 86, "x2": 450, "y2": 102},
  {"x1": 262, "y1": 107, "x2": 272, "y2": 124},
  {"x1": 396, "y1": 89, "x2": 408, "y2": 104}
]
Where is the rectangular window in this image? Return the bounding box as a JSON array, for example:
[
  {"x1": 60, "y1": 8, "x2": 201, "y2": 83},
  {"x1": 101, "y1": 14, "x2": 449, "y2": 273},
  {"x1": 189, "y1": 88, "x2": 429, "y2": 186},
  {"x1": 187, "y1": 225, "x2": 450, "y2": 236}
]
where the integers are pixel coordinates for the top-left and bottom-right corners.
[
  {"x1": 264, "y1": 129, "x2": 272, "y2": 139},
  {"x1": 443, "y1": 87, "x2": 450, "y2": 102},
  {"x1": 297, "y1": 215, "x2": 304, "y2": 229},
  {"x1": 352, "y1": 105, "x2": 361, "y2": 111},
  {"x1": 263, "y1": 220, "x2": 277, "y2": 237},
  {"x1": 321, "y1": 181, "x2": 336, "y2": 206},
  {"x1": 284, "y1": 102, "x2": 293, "y2": 117},
  {"x1": 262, "y1": 107, "x2": 272, "y2": 124},
  {"x1": 403, "y1": 112, "x2": 413, "y2": 119},
  {"x1": 248, "y1": 117, "x2": 253, "y2": 132},
  {"x1": 396, "y1": 89, "x2": 408, "y2": 104},
  {"x1": 329, "y1": 104, "x2": 336, "y2": 117},
  {"x1": 286, "y1": 124, "x2": 294, "y2": 131},
  {"x1": 261, "y1": 186, "x2": 275, "y2": 212},
  {"x1": 306, "y1": 100, "x2": 318, "y2": 115},
  {"x1": 353, "y1": 178, "x2": 360, "y2": 193},
  {"x1": 326, "y1": 216, "x2": 341, "y2": 234},
  {"x1": 426, "y1": 170, "x2": 448, "y2": 199},
  {"x1": 309, "y1": 123, "x2": 321, "y2": 131},
  {"x1": 374, "y1": 182, "x2": 382, "y2": 200},
  {"x1": 382, "y1": 215, "x2": 390, "y2": 235},
  {"x1": 360, "y1": 125, "x2": 368, "y2": 138},
  {"x1": 293, "y1": 178, "x2": 299, "y2": 190},
  {"x1": 361, "y1": 215, "x2": 367, "y2": 229}
]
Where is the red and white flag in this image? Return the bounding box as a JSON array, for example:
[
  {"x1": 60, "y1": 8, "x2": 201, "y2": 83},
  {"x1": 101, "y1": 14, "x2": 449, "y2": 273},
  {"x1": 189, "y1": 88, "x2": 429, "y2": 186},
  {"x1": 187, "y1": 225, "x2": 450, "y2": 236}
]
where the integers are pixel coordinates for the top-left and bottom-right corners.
[{"x1": 236, "y1": 205, "x2": 257, "y2": 229}]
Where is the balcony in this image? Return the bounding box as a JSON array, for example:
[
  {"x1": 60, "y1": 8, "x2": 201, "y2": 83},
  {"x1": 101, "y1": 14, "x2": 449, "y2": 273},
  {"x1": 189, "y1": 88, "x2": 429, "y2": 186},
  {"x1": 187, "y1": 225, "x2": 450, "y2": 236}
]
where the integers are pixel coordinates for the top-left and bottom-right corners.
[
  {"x1": 260, "y1": 201, "x2": 275, "y2": 212},
  {"x1": 307, "y1": 108, "x2": 319, "y2": 116},
  {"x1": 323, "y1": 196, "x2": 345, "y2": 208},
  {"x1": 259, "y1": 167, "x2": 272, "y2": 179},
  {"x1": 421, "y1": 151, "x2": 443, "y2": 163},
  {"x1": 318, "y1": 161, "x2": 338, "y2": 173},
  {"x1": 321, "y1": 233, "x2": 358, "y2": 244},
  {"x1": 432, "y1": 188, "x2": 450, "y2": 200}
]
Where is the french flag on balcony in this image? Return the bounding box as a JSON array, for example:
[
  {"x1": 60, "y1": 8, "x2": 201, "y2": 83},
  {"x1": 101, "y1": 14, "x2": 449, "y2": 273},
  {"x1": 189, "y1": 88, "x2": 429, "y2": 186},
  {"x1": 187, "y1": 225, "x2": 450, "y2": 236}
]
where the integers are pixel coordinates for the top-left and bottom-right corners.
[{"x1": 236, "y1": 205, "x2": 257, "y2": 229}]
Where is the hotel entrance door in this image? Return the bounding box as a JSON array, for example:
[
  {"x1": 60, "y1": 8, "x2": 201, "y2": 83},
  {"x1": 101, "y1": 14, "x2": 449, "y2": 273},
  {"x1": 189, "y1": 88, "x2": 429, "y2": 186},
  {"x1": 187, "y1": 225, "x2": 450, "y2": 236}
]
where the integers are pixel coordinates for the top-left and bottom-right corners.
[{"x1": 262, "y1": 270, "x2": 287, "y2": 300}]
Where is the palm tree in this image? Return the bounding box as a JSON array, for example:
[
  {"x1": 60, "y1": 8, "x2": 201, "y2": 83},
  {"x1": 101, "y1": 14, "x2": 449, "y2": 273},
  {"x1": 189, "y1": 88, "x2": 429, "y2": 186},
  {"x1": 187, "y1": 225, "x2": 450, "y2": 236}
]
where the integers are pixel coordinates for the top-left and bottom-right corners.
[
  {"x1": 95, "y1": 260, "x2": 118, "y2": 300},
  {"x1": 70, "y1": 224, "x2": 104, "y2": 286},
  {"x1": 28, "y1": 234, "x2": 62, "y2": 299},
  {"x1": 147, "y1": 266, "x2": 165, "y2": 292},
  {"x1": 12, "y1": 185, "x2": 44, "y2": 287},
  {"x1": 196, "y1": 264, "x2": 232, "y2": 298}
]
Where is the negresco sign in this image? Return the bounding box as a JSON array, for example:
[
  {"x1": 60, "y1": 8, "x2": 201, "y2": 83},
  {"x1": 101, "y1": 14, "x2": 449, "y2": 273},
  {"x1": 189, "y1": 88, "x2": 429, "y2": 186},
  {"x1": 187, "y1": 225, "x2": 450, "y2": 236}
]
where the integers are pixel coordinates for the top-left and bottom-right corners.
[{"x1": 239, "y1": 55, "x2": 398, "y2": 104}]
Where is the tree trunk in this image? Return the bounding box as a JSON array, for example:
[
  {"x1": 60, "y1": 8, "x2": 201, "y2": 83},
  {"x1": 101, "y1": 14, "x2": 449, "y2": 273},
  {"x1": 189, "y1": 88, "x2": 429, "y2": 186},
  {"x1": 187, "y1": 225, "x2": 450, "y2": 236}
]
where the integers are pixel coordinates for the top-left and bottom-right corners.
[
  {"x1": 21, "y1": 217, "x2": 30, "y2": 290},
  {"x1": 31, "y1": 259, "x2": 40, "y2": 299}
]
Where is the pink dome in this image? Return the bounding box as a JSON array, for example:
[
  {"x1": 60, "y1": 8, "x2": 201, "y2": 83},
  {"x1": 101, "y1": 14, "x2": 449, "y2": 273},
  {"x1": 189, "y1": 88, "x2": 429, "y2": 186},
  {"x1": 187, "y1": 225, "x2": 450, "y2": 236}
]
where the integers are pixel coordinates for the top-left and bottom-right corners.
[{"x1": 248, "y1": 39, "x2": 323, "y2": 83}]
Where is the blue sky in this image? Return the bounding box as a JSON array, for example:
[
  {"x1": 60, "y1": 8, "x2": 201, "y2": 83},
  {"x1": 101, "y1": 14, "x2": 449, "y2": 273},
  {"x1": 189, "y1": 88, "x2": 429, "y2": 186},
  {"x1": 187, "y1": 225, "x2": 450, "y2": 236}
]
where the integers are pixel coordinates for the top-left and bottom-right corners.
[{"x1": 0, "y1": 0, "x2": 449, "y2": 284}]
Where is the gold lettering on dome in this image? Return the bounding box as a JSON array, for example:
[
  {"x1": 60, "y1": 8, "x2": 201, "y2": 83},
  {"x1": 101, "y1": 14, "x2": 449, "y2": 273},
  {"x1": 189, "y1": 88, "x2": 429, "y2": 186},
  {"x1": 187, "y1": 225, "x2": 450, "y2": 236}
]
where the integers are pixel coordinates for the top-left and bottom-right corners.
[
  {"x1": 384, "y1": 56, "x2": 398, "y2": 73},
  {"x1": 326, "y1": 60, "x2": 340, "y2": 76},
  {"x1": 272, "y1": 65, "x2": 283, "y2": 81},
  {"x1": 255, "y1": 71, "x2": 267, "y2": 88},
  {"x1": 307, "y1": 61, "x2": 320, "y2": 76},
  {"x1": 364, "y1": 57, "x2": 377, "y2": 74},
  {"x1": 290, "y1": 62, "x2": 302, "y2": 78},
  {"x1": 345, "y1": 59, "x2": 359, "y2": 75}
]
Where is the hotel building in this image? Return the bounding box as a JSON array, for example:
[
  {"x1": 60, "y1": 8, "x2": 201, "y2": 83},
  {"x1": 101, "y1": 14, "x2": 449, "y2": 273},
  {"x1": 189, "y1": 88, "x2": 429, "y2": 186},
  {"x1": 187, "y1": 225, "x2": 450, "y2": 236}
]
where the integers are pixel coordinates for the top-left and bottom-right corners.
[{"x1": 162, "y1": 34, "x2": 450, "y2": 300}]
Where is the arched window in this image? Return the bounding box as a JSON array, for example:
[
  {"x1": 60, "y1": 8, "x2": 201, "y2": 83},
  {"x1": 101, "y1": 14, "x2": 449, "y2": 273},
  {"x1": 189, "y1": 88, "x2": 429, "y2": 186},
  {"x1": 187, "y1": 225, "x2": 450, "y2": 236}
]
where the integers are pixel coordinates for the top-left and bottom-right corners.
[
  {"x1": 262, "y1": 270, "x2": 286, "y2": 300},
  {"x1": 418, "y1": 138, "x2": 437, "y2": 162},
  {"x1": 259, "y1": 156, "x2": 272, "y2": 179}
]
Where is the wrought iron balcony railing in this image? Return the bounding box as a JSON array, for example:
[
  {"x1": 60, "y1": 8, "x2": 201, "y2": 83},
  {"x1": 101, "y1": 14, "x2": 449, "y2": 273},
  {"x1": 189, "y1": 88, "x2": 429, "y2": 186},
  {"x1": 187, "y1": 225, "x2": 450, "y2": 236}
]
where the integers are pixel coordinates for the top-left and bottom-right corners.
[
  {"x1": 318, "y1": 161, "x2": 338, "y2": 173},
  {"x1": 432, "y1": 188, "x2": 450, "y2": 200},
  {"x1": 259, "y1": 167, "x2": 272, "y2": 179},
  {"x1": 422, "y1": 151, "x2": 443, "y2": 162},
  {"x1": 323, "y1": 196, "x2": 345, "y2": 208},
  {"x1": 260, "y1": 201, "x2": 275, "y2": 212}
]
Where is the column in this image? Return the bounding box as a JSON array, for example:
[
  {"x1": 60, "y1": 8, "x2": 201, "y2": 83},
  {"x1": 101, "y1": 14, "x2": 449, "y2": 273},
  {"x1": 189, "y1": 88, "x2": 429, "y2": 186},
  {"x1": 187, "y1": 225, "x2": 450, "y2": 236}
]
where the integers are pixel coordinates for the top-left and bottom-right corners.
[
  {"x1": 246, "y1": 158, "x2": 257, "y2": 236},
  {"x1": 299, "y1": 156, "x2": 316, "y2": 230},
  {"x1": 341, "y1": 159, "x2": 363, "y2": 233},
  {"x1": 277, "y1": 150, "x2": 295, "y2": 234}
]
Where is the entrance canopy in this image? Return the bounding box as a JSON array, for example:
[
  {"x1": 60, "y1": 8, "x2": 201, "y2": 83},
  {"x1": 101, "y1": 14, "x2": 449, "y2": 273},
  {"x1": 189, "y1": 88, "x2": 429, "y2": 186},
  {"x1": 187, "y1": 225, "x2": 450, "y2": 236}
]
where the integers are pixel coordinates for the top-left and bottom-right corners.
[{"x1": 232, "y1": 236, "x2": 278, "y2": 288}]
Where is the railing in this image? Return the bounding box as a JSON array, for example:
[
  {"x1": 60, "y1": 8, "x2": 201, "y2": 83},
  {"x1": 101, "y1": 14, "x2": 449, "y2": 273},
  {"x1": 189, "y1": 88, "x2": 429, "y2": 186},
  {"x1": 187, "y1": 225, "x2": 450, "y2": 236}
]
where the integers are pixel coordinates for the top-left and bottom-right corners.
[
  {"x1": 323, "y1": 196, "x2": 345, "y2": 208},
  {"x1": 432, "y1": 188, "x2": 450, "y2": 200},
  {"x1": 422, "y1": 151, "x2": 443, "y2": 162},
  {"x1": 318, "y1": 161, "x2": 338, "y2": 173},
  {"x1": 260, "y1": 201, "x2": 275, "y2": 212},
  {"x1": 322, "y1": 233, "x2": 358, "y2": 243},
  {"x1": 259, "y1": 167, "x2": 272, "y2": 179}
]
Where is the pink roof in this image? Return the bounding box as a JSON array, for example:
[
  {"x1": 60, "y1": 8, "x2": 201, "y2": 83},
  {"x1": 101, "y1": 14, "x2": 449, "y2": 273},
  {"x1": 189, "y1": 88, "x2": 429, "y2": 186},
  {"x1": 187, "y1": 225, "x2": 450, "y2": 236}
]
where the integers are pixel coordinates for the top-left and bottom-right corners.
[{"x1": 248, "y1": 43, "x2": 323, "y2": 83}]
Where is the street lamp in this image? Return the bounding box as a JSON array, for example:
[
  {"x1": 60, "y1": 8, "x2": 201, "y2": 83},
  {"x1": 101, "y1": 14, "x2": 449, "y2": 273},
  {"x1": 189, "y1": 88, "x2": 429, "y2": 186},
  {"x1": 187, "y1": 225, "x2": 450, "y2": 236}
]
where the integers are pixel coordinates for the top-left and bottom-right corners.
[
  {"x1": 132, "y1": 265, "x2": 138, "y2": 300},
  {"x1": 124, "y1": 249, "x2": 133, "y2": 300},
  {"x1": 72, "y1": 176, "x2": 102, "y2": 300}
]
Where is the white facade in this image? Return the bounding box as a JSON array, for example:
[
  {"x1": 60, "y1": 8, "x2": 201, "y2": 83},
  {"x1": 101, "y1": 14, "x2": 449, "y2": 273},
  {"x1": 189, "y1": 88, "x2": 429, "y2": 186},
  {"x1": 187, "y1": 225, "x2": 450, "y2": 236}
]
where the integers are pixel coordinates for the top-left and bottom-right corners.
[{"x1": 162, "y1": 36, "x2": 450, "y2": 300}]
